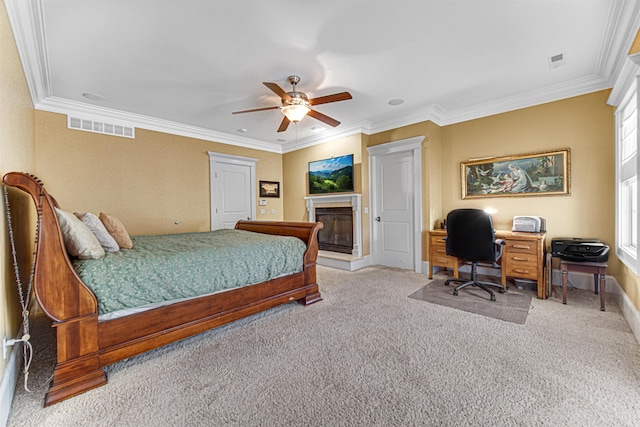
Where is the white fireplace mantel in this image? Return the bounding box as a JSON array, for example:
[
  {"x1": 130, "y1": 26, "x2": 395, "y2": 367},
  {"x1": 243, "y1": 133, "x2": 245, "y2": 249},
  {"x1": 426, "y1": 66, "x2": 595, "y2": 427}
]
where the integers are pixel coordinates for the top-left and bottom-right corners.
[{"x1": 305, "y1": 194, "x2": 362, "y2": 258}]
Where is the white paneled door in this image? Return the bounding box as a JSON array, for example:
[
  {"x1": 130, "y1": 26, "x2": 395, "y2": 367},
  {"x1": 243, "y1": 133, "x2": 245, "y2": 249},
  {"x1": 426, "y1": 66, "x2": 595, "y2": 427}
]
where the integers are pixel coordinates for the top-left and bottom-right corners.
[
  {"x1": 373, "y1": 150, "x2": 414, "y2": 269},
  {"x1": 208, "y1": 152, "x2": 257, "y2": 230}
]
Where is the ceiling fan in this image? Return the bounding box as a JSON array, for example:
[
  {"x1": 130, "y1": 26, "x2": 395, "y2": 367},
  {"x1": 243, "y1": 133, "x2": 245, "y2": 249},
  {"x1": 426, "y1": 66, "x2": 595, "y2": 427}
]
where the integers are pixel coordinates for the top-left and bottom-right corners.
[{"x1": 232, "y1": 75, "x2": 352, "y2": 132}]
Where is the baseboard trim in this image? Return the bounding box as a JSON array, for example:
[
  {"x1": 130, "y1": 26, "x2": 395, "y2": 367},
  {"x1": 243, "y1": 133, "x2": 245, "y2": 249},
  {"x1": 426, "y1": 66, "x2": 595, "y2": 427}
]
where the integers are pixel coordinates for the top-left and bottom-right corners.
[
  {"x1": 0, "y1": 342, "x2": 22, "y2": 427},
  {"x1": 318, "y1": 254, "x2": 370, "y2": 271},
  {"x1": 611, "y1": 278, "x2": 640, "y2": 345}
]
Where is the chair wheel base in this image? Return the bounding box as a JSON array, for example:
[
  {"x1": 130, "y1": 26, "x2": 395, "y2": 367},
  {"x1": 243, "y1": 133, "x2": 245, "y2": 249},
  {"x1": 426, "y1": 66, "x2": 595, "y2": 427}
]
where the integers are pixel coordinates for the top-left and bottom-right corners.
[
  {"x1": 453, "y1": 290, "x2": 458, "y2": 296},
  {"x1": 491, "y1": 294, "x2": 496, "y2": 301}
]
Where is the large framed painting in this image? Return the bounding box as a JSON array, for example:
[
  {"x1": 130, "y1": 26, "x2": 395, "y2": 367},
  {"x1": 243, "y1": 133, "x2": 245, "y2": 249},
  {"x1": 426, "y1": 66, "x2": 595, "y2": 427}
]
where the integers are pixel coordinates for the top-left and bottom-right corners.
[{"x1": 461, "y1": 149, "x2": 570, "y2": 199}]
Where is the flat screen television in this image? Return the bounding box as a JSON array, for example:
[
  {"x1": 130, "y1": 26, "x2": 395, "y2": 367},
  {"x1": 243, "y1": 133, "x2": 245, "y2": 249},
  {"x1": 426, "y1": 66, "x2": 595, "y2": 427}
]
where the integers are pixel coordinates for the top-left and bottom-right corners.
[{"x1": 309, "y1": 154, "x2": 354, "y2": 194}]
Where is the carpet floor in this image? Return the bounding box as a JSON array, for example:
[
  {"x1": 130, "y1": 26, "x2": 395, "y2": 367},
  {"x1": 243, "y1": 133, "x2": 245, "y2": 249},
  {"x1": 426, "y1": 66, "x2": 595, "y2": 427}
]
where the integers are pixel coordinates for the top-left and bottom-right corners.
[
  {"x1": 7, "y1": 266, "x2": 640, "y2": 426},
  {"x1": 409, "y1": 278, "x2": 532, "y2": 324}
]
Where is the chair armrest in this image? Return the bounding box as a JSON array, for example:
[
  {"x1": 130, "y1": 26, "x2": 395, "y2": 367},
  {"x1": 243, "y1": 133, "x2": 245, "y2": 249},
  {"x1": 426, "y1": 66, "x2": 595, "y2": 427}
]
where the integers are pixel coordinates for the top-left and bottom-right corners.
[{"x1": 494, "y1": 239, "x2": 505, "y2": 265}]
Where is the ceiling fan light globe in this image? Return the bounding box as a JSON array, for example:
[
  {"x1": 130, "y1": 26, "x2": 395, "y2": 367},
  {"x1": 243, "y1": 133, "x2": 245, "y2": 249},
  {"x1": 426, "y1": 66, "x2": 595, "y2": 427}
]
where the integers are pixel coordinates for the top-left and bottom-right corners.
[{"x1": 281, "y1": 105, "x2": 310, "y2": 122}]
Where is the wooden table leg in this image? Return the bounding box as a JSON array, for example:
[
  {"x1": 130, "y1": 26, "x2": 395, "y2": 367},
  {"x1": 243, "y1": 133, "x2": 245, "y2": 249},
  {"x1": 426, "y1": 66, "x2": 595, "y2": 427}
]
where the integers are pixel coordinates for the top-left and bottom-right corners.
[
  {"x1": 502, "y1": 265, "x2": 507, "y2": 291},
  {"x1": 600, "y1": 271, "x2": 606, "y2": 311},
  {"x1": 560, "y1": 260, "x2": 607, "y2": 310},
  {"x1": 562, "y1": 265, "x2": 568, "y2": 305}
]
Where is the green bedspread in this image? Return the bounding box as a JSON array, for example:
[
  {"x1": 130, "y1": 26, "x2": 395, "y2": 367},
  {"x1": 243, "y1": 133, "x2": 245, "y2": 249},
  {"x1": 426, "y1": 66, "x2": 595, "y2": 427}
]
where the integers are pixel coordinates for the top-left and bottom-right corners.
[{"x1": 72, "y1": 229, "x2": 307, "y2": 316}]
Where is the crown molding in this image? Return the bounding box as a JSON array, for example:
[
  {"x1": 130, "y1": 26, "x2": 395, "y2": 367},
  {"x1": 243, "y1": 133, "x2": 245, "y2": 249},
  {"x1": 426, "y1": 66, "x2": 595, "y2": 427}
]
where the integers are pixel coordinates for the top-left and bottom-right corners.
[
  {"x1": 607, "y1": 1, "x2": 640, "y2": 107},
  {"x1": 440, "y1": 74, "x2": 612, "y2": 126},
  {"x1": 366, "y1": 73, "x2": 612, "y2": 133},
  {"x1": 280, "y1": 121, "x2": 371, "y2": 153},
  {"x1": 4, "y1": 0, "x2": 50, "y2": 105},
  {"x1": 608, "y1": 57, "x2": 639, "y2": 107},
  {"x1": 368, "y1": 104, "x2": 448, "y2": 134},
  {"x1": 37, "y1": 97, "x2": 285, "y2": 153},
  {"x1": 597, "y1": 0, "x2": 640, "y2": 82}
]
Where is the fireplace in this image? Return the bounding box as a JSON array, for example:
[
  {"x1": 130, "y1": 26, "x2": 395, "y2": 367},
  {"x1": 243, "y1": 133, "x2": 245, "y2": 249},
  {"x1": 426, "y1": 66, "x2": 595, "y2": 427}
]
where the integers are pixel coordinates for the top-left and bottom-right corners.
[
  {"x1": 315, "y1": 207, "x2": 353, "y2": 254},
  {"x1": 305, "y1": 193, "x2": 362, "y2": 259}
]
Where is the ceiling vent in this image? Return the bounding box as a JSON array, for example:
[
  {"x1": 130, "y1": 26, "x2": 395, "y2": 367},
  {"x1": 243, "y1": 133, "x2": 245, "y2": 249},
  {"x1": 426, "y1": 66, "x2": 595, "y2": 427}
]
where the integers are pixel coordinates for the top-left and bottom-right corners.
[
  {"x1": 67, "y1": 116, "x2": 135, "y2": 138},
  {"x1": 548, "y1": 52, "x2": 566, "y2": 69}
]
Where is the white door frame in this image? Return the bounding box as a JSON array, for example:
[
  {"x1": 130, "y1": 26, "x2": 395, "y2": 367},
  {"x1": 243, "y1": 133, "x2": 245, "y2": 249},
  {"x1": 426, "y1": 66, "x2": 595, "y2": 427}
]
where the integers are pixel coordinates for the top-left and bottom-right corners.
[
  {"x1": 368, "y1": 136, "x2": 424, "y2": 273},
  {"x1": 207, "y1": 151, "x2": 258, "y2": 229}
]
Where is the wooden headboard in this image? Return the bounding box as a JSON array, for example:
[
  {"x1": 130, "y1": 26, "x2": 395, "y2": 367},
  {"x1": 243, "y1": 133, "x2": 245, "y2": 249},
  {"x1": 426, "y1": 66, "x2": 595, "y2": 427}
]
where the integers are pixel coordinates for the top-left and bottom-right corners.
[{"x1": 3, "y1": 172, "x2": 98, "y2": 322}]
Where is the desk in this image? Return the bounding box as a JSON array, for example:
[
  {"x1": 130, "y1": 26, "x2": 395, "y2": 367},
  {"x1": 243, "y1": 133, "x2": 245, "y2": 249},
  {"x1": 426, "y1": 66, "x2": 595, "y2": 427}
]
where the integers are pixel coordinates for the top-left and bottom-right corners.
[
  {"x1": 428, "y1": 229, "x2": 547, "y2": 299},
  {"x1": 561, "y1": 260, "x2": 607, "y2": 311}
]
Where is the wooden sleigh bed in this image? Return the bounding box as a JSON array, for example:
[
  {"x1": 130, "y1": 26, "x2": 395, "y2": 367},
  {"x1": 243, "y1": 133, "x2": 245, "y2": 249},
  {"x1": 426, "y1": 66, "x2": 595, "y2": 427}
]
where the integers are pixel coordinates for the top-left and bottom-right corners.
[{"x1": 3, "y1": 172, "x2": 323, "y2": 406}]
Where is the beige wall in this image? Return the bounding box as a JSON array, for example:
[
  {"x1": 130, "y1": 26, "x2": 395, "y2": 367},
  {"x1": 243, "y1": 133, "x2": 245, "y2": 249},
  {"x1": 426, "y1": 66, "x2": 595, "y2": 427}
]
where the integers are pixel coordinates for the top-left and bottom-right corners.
[
  {"x1": 440, "y1": 91, "x2": 635, "y2": 308},
  {"x1": 35, "y1": 111, "x2": 284, "y2": 236},
  {"x1": 0, "y1": 1, "x2": 36, "y2": 382},
  {"x1": 441, "y1": 91, "x2": 614, "y2": 250},
  {"x1": 282, "y1": 134, "x2": 369, "y2": 253}
]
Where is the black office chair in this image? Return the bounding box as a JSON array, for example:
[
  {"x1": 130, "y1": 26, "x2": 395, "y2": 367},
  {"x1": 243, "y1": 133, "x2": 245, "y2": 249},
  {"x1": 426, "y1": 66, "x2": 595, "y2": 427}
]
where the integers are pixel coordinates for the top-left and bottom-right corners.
[{"x1": 444, "y1": 208, "x2": 505, "y2": 301}]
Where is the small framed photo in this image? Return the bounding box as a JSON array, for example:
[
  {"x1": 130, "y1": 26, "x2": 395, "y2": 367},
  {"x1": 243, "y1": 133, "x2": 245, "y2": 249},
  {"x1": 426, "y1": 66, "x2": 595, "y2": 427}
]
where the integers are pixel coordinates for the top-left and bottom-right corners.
[{"x1": 259, "y1": 180, "x2": 280, "y2": 198}]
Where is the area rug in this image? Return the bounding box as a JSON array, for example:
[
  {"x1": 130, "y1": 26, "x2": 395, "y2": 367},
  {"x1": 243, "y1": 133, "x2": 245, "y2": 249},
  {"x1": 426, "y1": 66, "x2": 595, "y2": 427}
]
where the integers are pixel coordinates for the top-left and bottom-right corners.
[{"x1": 409, "y1": 279, "x2": 532, "y2": 324}]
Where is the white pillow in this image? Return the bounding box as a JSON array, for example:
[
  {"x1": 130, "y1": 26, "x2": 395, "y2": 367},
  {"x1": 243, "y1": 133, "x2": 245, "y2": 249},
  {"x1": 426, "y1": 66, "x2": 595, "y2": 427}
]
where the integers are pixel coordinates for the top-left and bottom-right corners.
[
  {"x1": 74, "y1": 212, "x2": 120, "y2": 253},
  {"x1": 55, "y1": 208, "x2": 105, "y2": 259}
]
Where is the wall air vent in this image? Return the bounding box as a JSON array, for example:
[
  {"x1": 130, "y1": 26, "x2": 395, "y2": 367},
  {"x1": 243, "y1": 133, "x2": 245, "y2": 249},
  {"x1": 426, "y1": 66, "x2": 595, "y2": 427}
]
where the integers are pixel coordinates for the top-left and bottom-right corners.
[
  {"x1": 548, "y1": 52, "x2": 566, "y2": 69},
  {"x1": 67, "y1": 116, "x2": 135, "y2": 138}
]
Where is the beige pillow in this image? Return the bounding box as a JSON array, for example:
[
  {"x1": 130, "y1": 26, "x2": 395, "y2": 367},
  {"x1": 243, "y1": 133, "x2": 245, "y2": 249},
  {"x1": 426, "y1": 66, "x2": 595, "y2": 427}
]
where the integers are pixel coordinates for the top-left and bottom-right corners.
[
  {"x1": 55, "y1": 208, "x2": 106, "y2": 259},
  {"x1": 74, "y1": 212, "x2": 120, "y2": 253},
  {"x1": 99, "y1": 212, "x2": 133, "y2": 249}
]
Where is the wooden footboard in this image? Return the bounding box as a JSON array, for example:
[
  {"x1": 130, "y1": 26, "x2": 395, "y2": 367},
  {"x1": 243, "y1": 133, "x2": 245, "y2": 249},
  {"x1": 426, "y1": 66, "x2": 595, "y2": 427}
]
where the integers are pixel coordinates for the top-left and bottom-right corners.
[{"x1": 3, "y1": 172, "x2": 323, "y2": 406}]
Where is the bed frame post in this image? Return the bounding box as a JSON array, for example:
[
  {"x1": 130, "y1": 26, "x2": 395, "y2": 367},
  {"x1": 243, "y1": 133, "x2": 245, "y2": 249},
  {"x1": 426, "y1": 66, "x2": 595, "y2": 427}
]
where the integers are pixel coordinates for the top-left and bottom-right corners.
[
  {"x1": 46, "y1": 315, "x2": 106, "y2": 406},
  {"x1": 301, "y1": 221, "x2": 322, "y2": 305},
  {"x1": 2, "y1": 172, "x2": 107, "y2": 406}
]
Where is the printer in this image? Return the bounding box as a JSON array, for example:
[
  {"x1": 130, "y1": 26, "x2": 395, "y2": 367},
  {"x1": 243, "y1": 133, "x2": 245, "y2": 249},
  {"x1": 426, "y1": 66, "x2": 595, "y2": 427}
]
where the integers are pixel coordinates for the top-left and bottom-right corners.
[
  {"x1": 512, "y1": 216, "x2": 546, "y2": 233},
  {"x1": 551, "y1": 237, "x2": 610, "y2": 262}
]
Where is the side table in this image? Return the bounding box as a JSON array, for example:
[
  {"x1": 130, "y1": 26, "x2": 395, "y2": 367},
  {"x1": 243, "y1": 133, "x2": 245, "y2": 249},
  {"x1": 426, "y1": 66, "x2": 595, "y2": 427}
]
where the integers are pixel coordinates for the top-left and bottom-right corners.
[{"x1": 560, "y1": 260, "x2": 607, "y2": 311}]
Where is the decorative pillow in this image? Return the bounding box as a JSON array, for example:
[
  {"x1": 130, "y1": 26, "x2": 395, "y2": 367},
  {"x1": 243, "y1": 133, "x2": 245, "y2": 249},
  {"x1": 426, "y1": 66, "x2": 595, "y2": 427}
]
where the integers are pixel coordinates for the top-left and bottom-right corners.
[
  {"x1": 99, "y1": 212, "x2": 133, "y2": 249},
  {"x1": 55, "y1": 208, "x2": 106, "y2": 259},
  {"x1": 74, "y1": 212, "x2": 120, "y2": 253}
]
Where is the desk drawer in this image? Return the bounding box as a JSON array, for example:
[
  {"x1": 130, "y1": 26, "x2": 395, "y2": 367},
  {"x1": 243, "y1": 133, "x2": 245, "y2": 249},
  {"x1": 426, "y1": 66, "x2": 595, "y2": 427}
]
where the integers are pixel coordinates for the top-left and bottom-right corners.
[
  {"x1": 432, "y1": 255, "x2": 457, "y2": 268},
  {"x1": 431, "y1": 246, "x2": 447, "y2": 256},
  {"x1": 506, "y1": 261, "x2": 538, "y2": 280},
  {"x1": 430, "y1": 235, "x2": 447, "y2": 246},
  {"x1": 506, "y1": 240, "x2": 538, "y2": 255},
  {"x1": 505, "y1": 252, "x2": 537, "y2": 264}
]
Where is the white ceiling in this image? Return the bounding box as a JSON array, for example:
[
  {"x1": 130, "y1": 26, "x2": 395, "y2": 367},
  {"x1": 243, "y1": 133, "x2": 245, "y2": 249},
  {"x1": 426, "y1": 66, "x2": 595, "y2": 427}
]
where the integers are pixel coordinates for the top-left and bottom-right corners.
[{"x1": 6, "y1": 0, "x2": 640, "y2": 153}]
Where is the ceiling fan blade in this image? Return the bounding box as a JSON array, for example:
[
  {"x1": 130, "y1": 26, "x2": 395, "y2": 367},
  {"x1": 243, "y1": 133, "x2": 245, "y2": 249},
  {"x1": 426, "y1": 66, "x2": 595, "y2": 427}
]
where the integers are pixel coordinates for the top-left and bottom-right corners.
[
  {"x1": 263, "y1": 82, "x2": 292, "y2": 101},
  {"x1": 309, "y1": 91, "x2": 352, "y2": 106},
  {"x1": 277, "y1": 116, "x2": 291, "y2": 132},
  {"x1": 308, "y1": 109, "x2": 340, "y2": 127},
  {"x1": 232, "y1": 106, "x2": 280, "y2": 114}
]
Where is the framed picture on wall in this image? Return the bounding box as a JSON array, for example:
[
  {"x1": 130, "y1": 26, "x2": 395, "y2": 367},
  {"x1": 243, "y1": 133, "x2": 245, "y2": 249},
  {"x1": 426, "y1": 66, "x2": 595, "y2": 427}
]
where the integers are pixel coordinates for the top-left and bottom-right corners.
[
  {"x1": 461, "y1": 149, "x2": 570, "y2": 199},
  {"x1": 259, "y1": 180, "x2": 280, "y2": 198},
  {"x1": 308, "y1": 154, "x2": 354, "y2": 194}
]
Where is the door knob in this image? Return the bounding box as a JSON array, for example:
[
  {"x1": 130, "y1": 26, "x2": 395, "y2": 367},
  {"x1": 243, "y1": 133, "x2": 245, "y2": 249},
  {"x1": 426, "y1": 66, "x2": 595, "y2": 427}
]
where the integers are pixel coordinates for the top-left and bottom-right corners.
[{"x1": 375, "y1": 216, "x2": 381, "y2": 222}]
